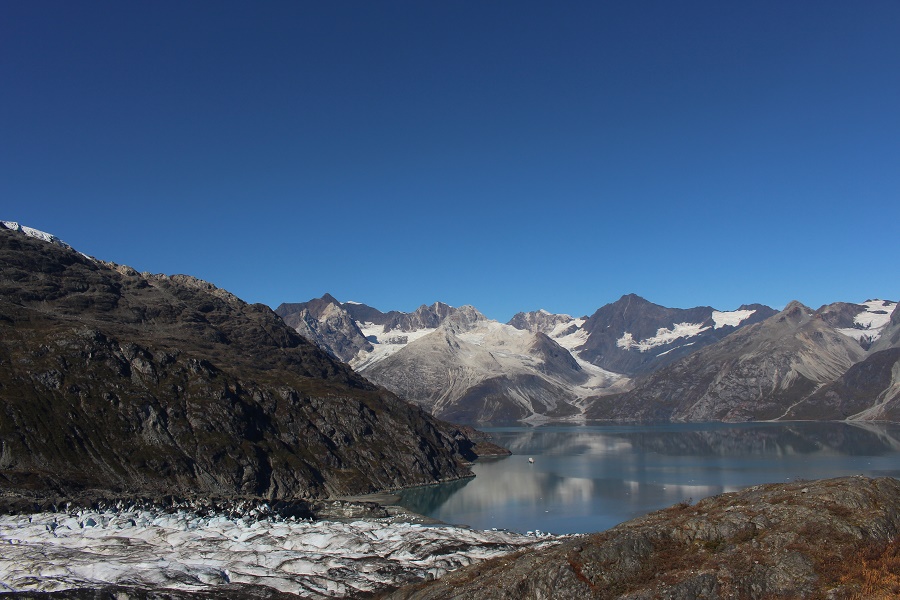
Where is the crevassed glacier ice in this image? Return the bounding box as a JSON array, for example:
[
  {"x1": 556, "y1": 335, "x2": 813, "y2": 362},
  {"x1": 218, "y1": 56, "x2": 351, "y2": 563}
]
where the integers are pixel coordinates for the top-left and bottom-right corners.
[{"x1": 0, "y1": 507, "x2": 558, "y2": 598}]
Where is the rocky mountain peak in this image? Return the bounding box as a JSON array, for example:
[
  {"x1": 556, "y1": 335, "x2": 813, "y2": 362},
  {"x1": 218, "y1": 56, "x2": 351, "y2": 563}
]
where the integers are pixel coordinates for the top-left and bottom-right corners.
[
  {"x1": 778, "y1": 300, "x2": 813, "y2": 325},
  {"x1": 441, "y1": 305, "x2": 486, "y2": 331},
  {"x1": 274, "y1": 294, "x2": 372, "y2": 363},
  {"x1": 377, "y1": 301, "x2": 465, "y2": 332},
  {"x1": 507, "y1": 309, "x2": 576, "y2": 334}
]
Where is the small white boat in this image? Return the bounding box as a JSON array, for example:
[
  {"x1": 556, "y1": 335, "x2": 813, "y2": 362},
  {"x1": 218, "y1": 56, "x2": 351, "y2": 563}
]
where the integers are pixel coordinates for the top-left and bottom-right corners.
[{"x1": 528, "y1": 457, "x2": 534, "y2": 464}]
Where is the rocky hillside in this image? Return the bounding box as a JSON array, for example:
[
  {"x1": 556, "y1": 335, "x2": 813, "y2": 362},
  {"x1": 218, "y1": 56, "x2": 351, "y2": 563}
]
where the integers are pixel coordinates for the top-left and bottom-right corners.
[
  {"x1": 796, "y1": 347, "x2": 900, "y2": 421},
  {"x1": 586, "y1": 300, "x2": 899, "y2": 422},
  {"x1": 0, "y1": 225, "x2": 486, "y2": 506},
  {"x1": 386, "y1": 476, "x2": 900, "y2": 599}
]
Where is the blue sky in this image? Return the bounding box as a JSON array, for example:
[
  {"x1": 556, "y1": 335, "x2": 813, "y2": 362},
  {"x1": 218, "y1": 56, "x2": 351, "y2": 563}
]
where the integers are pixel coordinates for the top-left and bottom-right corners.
[{"x1": 3, "y1": 1, "x2": 898, "y2": 322}]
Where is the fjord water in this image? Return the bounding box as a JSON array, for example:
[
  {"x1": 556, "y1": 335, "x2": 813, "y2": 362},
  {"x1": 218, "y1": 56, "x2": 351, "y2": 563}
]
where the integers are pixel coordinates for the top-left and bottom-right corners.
[{"x1": 397, "y1": 422, "x2": 900, "y2": 535}]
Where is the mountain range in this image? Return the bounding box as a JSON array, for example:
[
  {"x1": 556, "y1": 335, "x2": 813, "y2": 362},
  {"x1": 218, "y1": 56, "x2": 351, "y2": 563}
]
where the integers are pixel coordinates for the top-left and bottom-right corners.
[
  {"x1": 0, "y1": 222, "x2": 495, "y2": 507},
  {"x1": 277, "y1": 292, "x2": 899, "y2": 423}
]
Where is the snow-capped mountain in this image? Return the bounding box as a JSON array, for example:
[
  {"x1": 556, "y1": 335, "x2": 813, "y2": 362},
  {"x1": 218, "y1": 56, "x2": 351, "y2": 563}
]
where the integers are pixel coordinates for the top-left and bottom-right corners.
[
  {"x1": 871, "y1": 300, "x2": 900, "y2": 353},
  {"x1": 586, "y1": 300, "x2": 900, "y2": 422},
  {"x1": 277, "y1": 294, "x2": 780, "y2": 423},
  {"x1": 276, "y1": 296, "x2": 625, "y2": 422},
  {"x1": 279, "y1": 293, "x2": 899, "y2": 424},
  {"x1": 361, "y1": 314, "x2": 625, "y2": 423},
  {"x1": 509, "y1": 294, "x2": 777, "y2": 376},
  {"x1": 801, "y1": 300, "x2": 900, "y2": 420},
  {"x1": 823, "y1": 299, "x2": 898, "y2": 349}
]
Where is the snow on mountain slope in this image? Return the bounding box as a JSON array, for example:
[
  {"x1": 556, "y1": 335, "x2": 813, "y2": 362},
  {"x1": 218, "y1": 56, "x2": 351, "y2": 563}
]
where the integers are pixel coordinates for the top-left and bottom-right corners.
[
  {"x1": 509, "y1": 311, "x2": 589, "y2": 352},
  {"x1": 280, "y1": 296, "x2": 778, "y2": 423},
  {"x1": 572, "y1": 296, "x2": 777, "y2": 376},
  {"x1": 834, "y1": 299, "x2": 898, "y2": 346},
  {"x1": 616, "y1": 322, "x2": 711, "y2": 352},
  {"x1": 0, "y1": 220, "x2": 72, "y2": 248},
  {"x1": 712, "y1": 308, "x2": 758, "y2": 329},
  {"x1": 508, "y1": 299, "x2": 774, "y2": 377},
  {"x1": 585, "y1": 301, "x2": 874, "y2": 422},
  {"x1": 352, "y1": 321, "x2": 438, "y2": 370},
  {"x1": 357, "y1": 310, "x2": 625, "y2": 423},
  {"x1": 280, "y1": 295, "x2": 896, "y2": 424}
]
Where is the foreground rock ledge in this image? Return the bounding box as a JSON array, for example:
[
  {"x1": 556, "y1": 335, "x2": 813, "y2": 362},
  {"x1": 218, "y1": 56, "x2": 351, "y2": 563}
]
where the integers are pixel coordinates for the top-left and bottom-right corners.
[{"x1": 384, "y1": 476, "x2": 900, "y2": 600}]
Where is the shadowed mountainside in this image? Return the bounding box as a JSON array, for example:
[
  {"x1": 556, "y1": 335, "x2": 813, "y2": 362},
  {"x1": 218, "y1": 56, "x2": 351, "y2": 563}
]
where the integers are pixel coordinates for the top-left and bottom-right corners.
[{"x1": 0, "y1": 227, "x2": 486, "y2": 506}]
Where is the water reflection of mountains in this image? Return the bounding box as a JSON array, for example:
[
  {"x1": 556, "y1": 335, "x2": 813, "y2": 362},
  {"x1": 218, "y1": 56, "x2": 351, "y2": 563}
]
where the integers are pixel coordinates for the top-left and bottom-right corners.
[
  {"x1": 395, "y1": 478, "x2": 472, "y2": 517},
  {"x1": 493, "y1": 422, "x2": 900, "y2": 458}
]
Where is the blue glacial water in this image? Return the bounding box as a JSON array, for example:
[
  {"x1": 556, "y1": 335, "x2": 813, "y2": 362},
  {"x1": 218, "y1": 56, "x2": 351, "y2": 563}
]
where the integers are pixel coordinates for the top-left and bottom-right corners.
[{"x1": 396, "y1": 421, "x2": 900, "y2": 534}]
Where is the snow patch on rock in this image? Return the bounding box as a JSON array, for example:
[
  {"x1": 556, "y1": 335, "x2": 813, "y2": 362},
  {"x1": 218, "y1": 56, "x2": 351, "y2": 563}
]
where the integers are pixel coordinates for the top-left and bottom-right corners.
[
  {"x1": 352, "y1": 323, "x2": 438, "y2": 369},
  {"x1": 836, "y1": 300, "x2": 898, "y2": 344},
  {"x1": 617, "y1": 322, "x2": 711, "y2": 352},
  {"x1": 712, "y1": 309, "x2": 756, "y2": 329}
]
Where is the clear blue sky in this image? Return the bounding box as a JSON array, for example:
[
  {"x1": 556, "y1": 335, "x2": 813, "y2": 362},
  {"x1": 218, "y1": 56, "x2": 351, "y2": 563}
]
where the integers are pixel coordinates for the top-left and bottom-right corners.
[{"x1": 3, "y1": 1, "x2": 898, "y2": 321}]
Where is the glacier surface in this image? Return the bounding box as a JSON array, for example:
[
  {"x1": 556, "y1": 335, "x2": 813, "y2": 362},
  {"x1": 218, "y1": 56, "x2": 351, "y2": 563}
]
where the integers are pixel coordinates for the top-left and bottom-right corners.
[{"x1": 0, "y1": 506, "x2": 556, "y2": 598}]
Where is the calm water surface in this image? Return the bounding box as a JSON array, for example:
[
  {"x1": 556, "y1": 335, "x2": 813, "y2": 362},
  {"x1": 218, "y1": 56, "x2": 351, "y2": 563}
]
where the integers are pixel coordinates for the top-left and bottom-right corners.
[{"x1": 397, "y1": 422, "x2": 900, "y2": 535}]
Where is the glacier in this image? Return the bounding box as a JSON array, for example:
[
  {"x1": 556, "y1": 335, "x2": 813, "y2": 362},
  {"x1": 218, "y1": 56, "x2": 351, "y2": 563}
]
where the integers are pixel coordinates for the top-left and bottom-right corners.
[{"x1": 0, "y1": 505, "x2": 557, "y2": 598}]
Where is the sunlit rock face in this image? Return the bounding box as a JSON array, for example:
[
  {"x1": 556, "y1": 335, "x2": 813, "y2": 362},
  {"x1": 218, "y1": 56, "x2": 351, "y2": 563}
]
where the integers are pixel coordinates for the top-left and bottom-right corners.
[{"x1": 276, "y1": 293, "x2": 374, "y2": 363}]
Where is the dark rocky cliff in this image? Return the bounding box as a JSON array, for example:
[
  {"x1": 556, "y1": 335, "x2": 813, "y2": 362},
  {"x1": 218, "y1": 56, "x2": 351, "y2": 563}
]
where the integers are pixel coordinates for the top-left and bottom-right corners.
[
  {"x1": 0, "y1": 228, "x2": 479, "y2": 505},
  {"x1": 386, "y1": 476, "x2": 900, "y2": 599}
]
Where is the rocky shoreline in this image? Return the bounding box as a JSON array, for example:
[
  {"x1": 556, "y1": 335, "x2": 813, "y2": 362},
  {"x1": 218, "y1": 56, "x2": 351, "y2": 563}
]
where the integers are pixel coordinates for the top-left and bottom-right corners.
[{"x1": 386, "y1": 476, "x2": 900, "y2": 599}]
